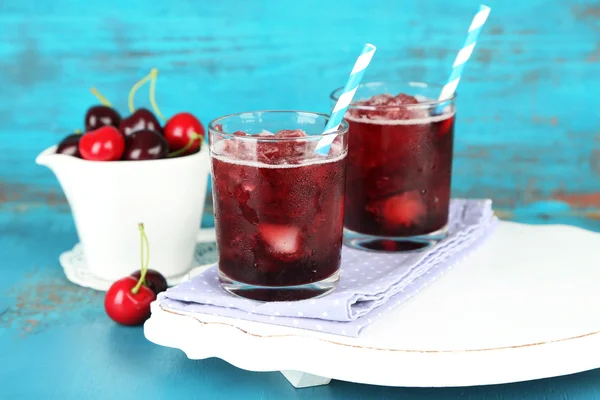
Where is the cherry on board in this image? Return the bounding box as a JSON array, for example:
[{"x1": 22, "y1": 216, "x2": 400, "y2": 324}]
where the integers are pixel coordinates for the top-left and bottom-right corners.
[
  {"x1": 104, "y1": 277, "x2": 155, "y2": 326},
  {"x1": 105, "y1": 223, "x2": 157, "y2": 326}
]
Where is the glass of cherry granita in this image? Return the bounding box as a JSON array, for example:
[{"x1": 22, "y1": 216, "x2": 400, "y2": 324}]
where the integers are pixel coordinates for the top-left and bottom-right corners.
[
  {"x1": 208, "y1": 111, "x2": 348, "y2": 301},
  {"x1": 331, "y1": 82, "x2": 456, "y2": 252}
]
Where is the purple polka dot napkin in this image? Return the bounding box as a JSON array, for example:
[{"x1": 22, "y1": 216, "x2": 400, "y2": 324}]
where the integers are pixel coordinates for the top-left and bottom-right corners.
[{"x1": 159, "y1": 199, "x2": 497, "y2": 337}]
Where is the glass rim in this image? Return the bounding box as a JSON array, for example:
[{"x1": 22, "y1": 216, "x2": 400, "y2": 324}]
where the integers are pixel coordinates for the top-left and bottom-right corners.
[
  {"x1": 208, "y1": 110, "x2": 349, "y2": 142},
  {"x1": 329, "y1": 81, "x2": 457, "y2": 110}
]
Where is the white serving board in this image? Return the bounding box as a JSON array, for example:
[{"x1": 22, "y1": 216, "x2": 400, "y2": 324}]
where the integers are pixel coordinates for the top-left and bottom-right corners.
[{"x1": 144, "y1": 221, "x2": 600, "y2": 388}]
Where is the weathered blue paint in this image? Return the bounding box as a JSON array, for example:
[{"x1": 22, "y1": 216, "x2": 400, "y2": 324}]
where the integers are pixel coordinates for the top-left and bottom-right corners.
[
  {"x1": 1, "y1": 0, "x2": 599, "y2": 229},
  {"x1": 1, "y1": 207, "x2": 600, "y2": 399},
  {"x1": 1, "y1": 0, "x2": 600, "y2": 397}
]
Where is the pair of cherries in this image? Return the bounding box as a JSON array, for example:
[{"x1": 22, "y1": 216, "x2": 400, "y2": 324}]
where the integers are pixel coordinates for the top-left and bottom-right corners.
[
  {"x1": 58, "y1": 107, "x2": 204, "y2": 161},
  {"x1": 104, "y1": 223, "x2": 168, "y2": 326}
]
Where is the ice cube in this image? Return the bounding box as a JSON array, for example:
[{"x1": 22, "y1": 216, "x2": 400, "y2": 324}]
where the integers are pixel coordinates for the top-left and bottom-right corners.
[
  {"x1": 368, "y1": 191, "x2": 426, "y2": 228},
  {"x1": 221, "y1": 131, "x2": 258, "y2": 160},
  {"x1": 390, "y1": 93, "x2": 420, "y2": 106},
  {"x1": 256, "y1": 141, "x2": 281, "y2": 164},
  {"x1": 364, "y1": 93, "x2": 394, "y2": 106},
  {"x1": 277, "y1": 130, "x2": 308, "y2": 162},
  {"x1": 259, "y1": 224, "x2": 301, "y2": 259},
  {"x1": 349, "y1": 93, "x2": 430, "y2": 120},
  {"x1": 275, "y1": 129, "x2": 307, "y2": 139},
  {"x1": 242, "y1": 181, "x2": 256, "y2": 192},
  {"x1": 257, "y1": 129, "x2": 309, "y2": 164}
]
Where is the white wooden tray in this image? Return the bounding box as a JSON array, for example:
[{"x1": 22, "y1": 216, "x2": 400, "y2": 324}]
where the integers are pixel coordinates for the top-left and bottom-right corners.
[{"x1": 144, "y1": 221, "x2": 600, "y2": 388}]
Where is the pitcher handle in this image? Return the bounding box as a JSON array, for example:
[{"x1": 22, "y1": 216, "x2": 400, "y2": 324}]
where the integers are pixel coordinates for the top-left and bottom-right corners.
[
  {"x1": 197, "y1": 150, "x2": 216, "y2": 243},
  {"x1": 196, "y1": 228, "x2": 216, "y2": 243}
]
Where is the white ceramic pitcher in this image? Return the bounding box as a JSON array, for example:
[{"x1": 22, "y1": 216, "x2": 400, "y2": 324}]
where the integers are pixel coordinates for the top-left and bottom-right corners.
[{"x1": 36, "y1": 144, "x2": 215, "y2": 282}]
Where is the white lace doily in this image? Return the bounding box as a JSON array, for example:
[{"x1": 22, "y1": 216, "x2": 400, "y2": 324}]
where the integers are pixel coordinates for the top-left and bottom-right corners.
[{"x1": 59, "y1": 242, "x2": 218, "y2": 291}]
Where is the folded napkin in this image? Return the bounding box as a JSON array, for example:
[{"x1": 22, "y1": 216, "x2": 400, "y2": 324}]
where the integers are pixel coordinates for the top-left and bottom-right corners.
[{"x1": 160, "y1": 199, "x2": 497, "y2": 337}]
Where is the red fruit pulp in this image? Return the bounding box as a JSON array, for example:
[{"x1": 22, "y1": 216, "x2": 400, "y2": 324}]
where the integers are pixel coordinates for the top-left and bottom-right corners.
[
  {"x1": 164, "y1": 112, "x2": 205, "y2": 154},
  {"x1": 344, "y1": 93, "x2": 455, "y2": 237},
  {"x1": 104, "y1": 276, "x2": 156, "y2": 326},
  {"x1": 79, "y1": 126, "x2": 125, "y2": 161},
  {"x1": 211, "y1": 129, "x2": 346, "y2": 288}
]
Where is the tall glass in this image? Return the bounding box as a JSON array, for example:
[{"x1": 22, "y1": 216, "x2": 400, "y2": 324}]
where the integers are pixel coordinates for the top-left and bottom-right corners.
[
  {"x1": 331, "y1": 82, "x2": 456, "y2": 252},
  {"x1": 208, "y1": 111, "x2": 348, "y2": 301}
]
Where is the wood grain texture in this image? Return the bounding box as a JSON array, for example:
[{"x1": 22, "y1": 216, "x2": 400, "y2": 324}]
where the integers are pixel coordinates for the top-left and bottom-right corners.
[
  {"x1": 2, "y1": 207, "x2": 600, "y2": 399},
  {"x1": 1, "y1": 1, "x2": 600, "y2": 397},
  {"x1": 0, "y1": 0, "x2": 599, "y2": 230}
]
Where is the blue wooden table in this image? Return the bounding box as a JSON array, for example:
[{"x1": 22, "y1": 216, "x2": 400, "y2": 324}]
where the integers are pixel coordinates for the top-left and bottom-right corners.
[{"x1": 1, "y1": 0, "x2": 599, "y2": 398}]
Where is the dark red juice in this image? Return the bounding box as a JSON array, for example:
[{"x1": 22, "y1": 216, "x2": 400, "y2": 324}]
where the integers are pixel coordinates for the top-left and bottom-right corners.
[
  {"x1": 211, "y1": 131, "x2": 346, "y2": 288},
  {"x1": 344, "y1": 94, "x2": 455, "y2": 237}
]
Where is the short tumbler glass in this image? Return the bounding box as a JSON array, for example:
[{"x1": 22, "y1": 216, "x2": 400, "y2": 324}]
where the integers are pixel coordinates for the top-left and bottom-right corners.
[
  {"x1": 209, "y1": 111, "x2": 348, "y2": 301},
  {"x1": 332, "y1": 82, "x2": 456, "y2": 252}
]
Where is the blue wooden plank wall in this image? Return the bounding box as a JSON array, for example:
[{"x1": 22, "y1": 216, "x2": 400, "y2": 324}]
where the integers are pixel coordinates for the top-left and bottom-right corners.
[{"x1": 1, "y1": 0, "x2": 599, "y2": 230}]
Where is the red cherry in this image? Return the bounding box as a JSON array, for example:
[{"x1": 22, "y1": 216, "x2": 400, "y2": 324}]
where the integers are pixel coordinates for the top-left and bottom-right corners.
[
  {"x1": 79, "y1": 126, "x2": 125, "y2": 161},
  {"x1": 164, "y1": 112, "x2": 204, "y2": 155},
  {"x1": 104, "y1": 276, "x2": 156, "y2": 326},
  {"x1": 56, "y1": 133, "x2": 82, "y2": 157},
  {"x1": 120, "y1": 108, "x2": 162, "y2": 137},
  {"x1": 131, "y1": 269, "x2": 168, "y2": 295},
  {"x1": 122, "y1": 129, "x2": 168, "y2": 161},
  {"x1": 85, "y1": 105, "x2": 122, "y2": 132}
]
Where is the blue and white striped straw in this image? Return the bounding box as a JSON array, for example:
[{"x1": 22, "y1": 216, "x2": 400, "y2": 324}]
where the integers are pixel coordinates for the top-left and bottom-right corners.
[
  {"x1": 315, "y1": 43, "x2": 377, "y2": 155},
  {"x1": 438, "y1": 4, "x2": 491, "y2": 106}
]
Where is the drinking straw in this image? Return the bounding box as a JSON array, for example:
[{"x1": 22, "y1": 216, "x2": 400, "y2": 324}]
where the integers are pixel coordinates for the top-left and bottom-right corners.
[
  {"x1": 315, "y1": 43, "x2": 377, "y2": 155},
  {"x1": 437, "y1": 4, "x2": 491, "y2": 109}
]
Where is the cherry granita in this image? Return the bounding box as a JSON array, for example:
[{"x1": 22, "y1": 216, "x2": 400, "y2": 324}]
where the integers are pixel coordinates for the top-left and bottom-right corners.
[
  {"x1": 343, "y1": 92, "x2": 456, "y2": 237},
  {"x1": 211, "y1": 127, "x2": 347, "y2": 295},
  {"x1": 348, "y1": 93, "x2": 429, "y2": 120},
  {"x1": 256, "y1": 129, "x2": 309, "y2": 164}
]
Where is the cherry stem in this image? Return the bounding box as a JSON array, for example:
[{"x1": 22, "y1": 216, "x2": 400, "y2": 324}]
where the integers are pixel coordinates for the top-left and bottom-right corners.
[
  {"x1": 132, "y1": 223, "x2": 150, "y2": 295},
  {"x1": 167, "y1": 132, "x2": 203, "y2": 158},
  {"x1": 149, "y1": 68, "x2": 167, "y2": 122},
  {"x1": 90, "y1": 87, "x2": 112, "y2": 107},
  {"x1": 74, "y1": 129, "x2": 82, "y2": 134},
  {"x1": 128, "y1": 70, "x2": 153, "y2": 114}
]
